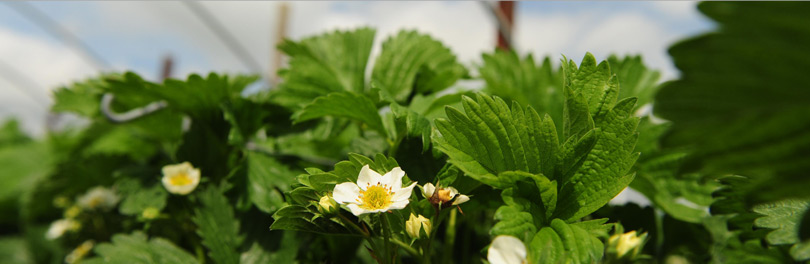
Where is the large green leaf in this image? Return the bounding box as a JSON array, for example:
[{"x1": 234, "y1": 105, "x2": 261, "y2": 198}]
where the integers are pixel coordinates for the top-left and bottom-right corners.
[
  {"x1": 433, "y1": 94, "x2": 558, "y2": 187},
  {"x1": 372, "y1": 30, "x2": 466, "y2": 101},
  {"x1": 528, "y1": 219, "x2": 604, "y2": 264},
  {"x1": 272, "y1": 28, "x2": 376, "y2": 109},
  {"x1": 293, "y1": 91, "x2": 384, "y2": 134},
  {"x1": 554, "y1": 54, "x2": 640, "y2": 221},
  {"x1": 654, "y1": 2, "x2": 810, "y2": 203},
  {"x1": 193, "y1": 185, "x2": 243, "y2": 264},
  {"x1": 88, "y1": 232, "x2": 198, "y2": 264}
]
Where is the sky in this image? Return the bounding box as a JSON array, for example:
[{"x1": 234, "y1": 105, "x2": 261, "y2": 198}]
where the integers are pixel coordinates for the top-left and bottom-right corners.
[{"x1": 0, "y1": 1, "x2": 714, "y2": 136}]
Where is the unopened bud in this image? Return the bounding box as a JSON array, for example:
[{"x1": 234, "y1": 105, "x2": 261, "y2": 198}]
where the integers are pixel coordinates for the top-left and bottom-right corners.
[{"x1": 406, "y1": 213, "x2": 431, "y2": 239}]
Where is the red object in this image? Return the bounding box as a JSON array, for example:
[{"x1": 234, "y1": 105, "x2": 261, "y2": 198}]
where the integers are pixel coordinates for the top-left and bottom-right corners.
[{"x1": 497, "y1": 1, "x2": 515, "y2": 51}]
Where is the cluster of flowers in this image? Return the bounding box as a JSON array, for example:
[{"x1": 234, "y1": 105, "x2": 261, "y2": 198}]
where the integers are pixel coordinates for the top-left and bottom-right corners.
[{"x1": 45, "y1": 162, "x2": 201, "y2": 263}]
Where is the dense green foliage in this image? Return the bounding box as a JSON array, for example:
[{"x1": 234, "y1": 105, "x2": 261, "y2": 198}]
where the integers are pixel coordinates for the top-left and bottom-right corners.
[{"x1": 0, "y1": 2, "x2": 809, "y2": 263}]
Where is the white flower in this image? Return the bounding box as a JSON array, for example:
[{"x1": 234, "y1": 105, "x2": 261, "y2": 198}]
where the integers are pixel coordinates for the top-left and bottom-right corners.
[
  {"x1": 423, "y1": 183, "x2": 470, "y2": 208},
  {"x1": 77, "y1": 186, "x2": 119, "y2": 211},
  {"x1": 406, "y1": 213, "x2": 431, "y2": 239},
  {"x1": 161, "y1": 162, "x2": 201, "y2": 195},
  {"x1": 45, "y1": 219, "x2": 80, "y2": 240},
  {"x1": 487, "y1": 235, "x2": 527, "y2": 264},
  {"x1": 332, "y1": 165, "x2": 417, "y2": 216}
]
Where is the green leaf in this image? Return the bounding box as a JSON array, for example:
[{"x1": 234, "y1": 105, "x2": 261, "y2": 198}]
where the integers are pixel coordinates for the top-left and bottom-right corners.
[
  {"x1": 270, "y1": 205, "x2": 353, "y2": 235},
  {"x1": 479, "y1": 51, "x2": 565, "y2": 136},
  {"x1": 90, "y1": 232, "x2": 198, "y2": 264},
  {"x1": 246, "y1": 152, "x2": 297, "y2": 213},
  {"x1": 555, "y1": 97, "x2": 639, "y2": 221},
  {"x1": 491, "y1": 205, "x2": 536, "y2": 241},
  {"x1": 372, "y1": 30, "x2": 466, "y2": 101},
  {"x1": 272, "y1": 28, "x2": 376, "y2": 108},
  {"x1": 51, "y1": 77, "x2": 108, "y2": 117},
  {"x1": 294, "y1": 91, "x2": 384, "y2": 134},
  {"x1": 433, "y1": 94, "x2": 558, "y2": 188},
  {"x1": 654, "y1": 2, "x2": 810, "y2": 203},
  {"x1": 117, "y1": 179, "x2": 168, "y2": 216},
  {"x1": 193, "y1": 185, "x2": 243, "y2": 264},
  {"x1": 753, "y1": 199, "x2": 810, "y2": 245},
  {"x1": 608, "y1": 55, "x2": 661, "y2": 109},
  {"x1": 528, "y1": 219, "x2": 604, "y2": 264}
]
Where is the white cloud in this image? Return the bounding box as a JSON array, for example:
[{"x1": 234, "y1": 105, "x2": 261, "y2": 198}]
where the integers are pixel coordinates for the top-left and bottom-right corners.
[{"x1": 517, "y1": 9, "x2": 686, "y2": 80}]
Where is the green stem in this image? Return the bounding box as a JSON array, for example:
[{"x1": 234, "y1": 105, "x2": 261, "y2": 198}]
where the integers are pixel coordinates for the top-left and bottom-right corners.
[
  {"x1": 391, "y1": 238, "x2": 422, "y2": 260},
  {"x1": 441, "y1": 209, "x2": 457, "y2": 264},
  {"x1": 338, "y1": 214, "x2": 370, "y2": 237},
  {"x1": 381, "y1": 214, "x2": 393, "y2": 264}
]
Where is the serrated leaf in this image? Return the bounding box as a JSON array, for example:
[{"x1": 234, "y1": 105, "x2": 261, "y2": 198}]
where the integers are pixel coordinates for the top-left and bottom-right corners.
[
  {"x1": 247, "y1": 152, "x2": 296, "y2": 213},
  {"x1": 753, "y1": 199, "x2": 810, "y2": 245},
  {"x1": 193, "y1": 185, "x2": 243, "y2": 264},
  {"x1": 90, "y1": 232, "x2": 197, "y2": 264},
  {"x1": 608, "y1": 55, "x2": 661, "y2": 109},
  {"x1": 372, "y1": 30, "x2": 466, "y2": 101},
  {"x1": 272, "y1": 28, "x2": 375, "y2": 109},
  {"x1": 294, "y1": 91, "x2": 384, "y2": 134},
  {"x1": 433, "y1": 94, "x2": 559, "y2": 188},
  {"x1": 528, "y1": 219, "x2": 603, "y2": 264},
  {"x1": 480, "y1": 51, "x2": 565, "y2": 135},
  {"x1": 555, "y1": 98, "x2": 639, "y2": 221}
]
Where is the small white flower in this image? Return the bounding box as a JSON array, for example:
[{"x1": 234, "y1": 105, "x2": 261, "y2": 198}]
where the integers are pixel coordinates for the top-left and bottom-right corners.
[
  {"x1": 423, "y1": 183, "x2": 470, "y2": 208},
  {"x1": 77, "y1": 186, "x2": 119, "y2": 211},
  {"x1": 332, "y1": 165, "x2": 417, "y2": 216},
  {"x1": 45, "y1": 219, "x2": 80, "y2": 240},
  {"x1": 487, "y1": 235, "x2": 527, "y2": 264},
  {"x1": 406, "y1": 213, "x2": 431, "y2": 239},
  {"x1": 161, "y1": 162, "x2": 201, "y2": 195}
]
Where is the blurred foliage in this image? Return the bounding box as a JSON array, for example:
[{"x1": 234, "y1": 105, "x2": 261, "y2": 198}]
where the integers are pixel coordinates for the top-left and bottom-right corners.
[{"x1": 1, "y1": 2, "x2": 809, "y2": 263}]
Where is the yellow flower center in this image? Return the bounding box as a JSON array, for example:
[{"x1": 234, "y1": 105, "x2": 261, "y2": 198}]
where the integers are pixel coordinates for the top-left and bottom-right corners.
[
  {"x1": 358, "y1": 184, "x2": 393, "y2": 210},
  {"x1": 169, "y1": 173, "x2": 193, "y2": 186},
  {"x1": 436, "y1": 189, "x2": 453, "y2": 202}
]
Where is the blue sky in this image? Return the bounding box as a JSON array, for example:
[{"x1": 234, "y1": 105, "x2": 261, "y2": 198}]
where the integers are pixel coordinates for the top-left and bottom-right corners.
[{"x1": 0, "y1": 1, "x2": 713, "y2": 136}]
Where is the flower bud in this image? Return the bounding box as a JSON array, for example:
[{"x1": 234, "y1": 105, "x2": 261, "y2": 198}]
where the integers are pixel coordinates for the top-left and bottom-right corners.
[
  {"x1": 423, "y1": 183, "x2": 470, "y2": 209},
  {"x1": 318, "y1": 195, "x2": 339, "y2": 215},
  {"x1": 141, "y1": 207, "x2": 160, "y2": 220},
  {"x1": 64, "y1": 205, "x2": 81, "y2": 219},
  {"x1": 406, "y1": 213, "x2": 431, "y2": 239},
  {"x1": 608, "y1": 230, "x2": 647, "y2": 259}
]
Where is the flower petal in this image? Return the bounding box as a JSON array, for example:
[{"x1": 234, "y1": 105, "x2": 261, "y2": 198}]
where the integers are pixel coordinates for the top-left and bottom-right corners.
[
  {"x1": 388, "y1": 199, "x2": 410, "y2": 210},
  {"x1": 346, "y1": 203, "x2": 370, "y2": 216},
  {"x1": 452, "y1": 194, "x2": 470, "y2": 205},
  {"x1": 423, "y1": 183, "x2": 435, "y2": 198},
  {"x1": 487, "y1": 235, "x2": 527, "y2": 264},
  {"x1": 357, "y1": 165, "x2": 380, "y2": 190},
  {"x1": 333, "y1": 182, "x2": 361, "y2": 204},
  {"x1": 392, "y1": 182, "x2": 417, "y2": 202},
  {"x1": 382, "y1": 167, "x2": 405, "y2": 190}
]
